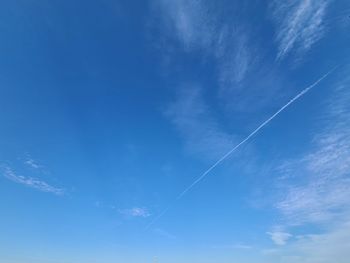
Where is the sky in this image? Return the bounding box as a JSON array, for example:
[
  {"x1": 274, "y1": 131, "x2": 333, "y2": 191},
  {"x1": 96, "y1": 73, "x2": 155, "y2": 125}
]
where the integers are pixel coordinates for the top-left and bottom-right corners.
[{"x1": 0, "y1": 0, "x2": 350, "y2": 262}]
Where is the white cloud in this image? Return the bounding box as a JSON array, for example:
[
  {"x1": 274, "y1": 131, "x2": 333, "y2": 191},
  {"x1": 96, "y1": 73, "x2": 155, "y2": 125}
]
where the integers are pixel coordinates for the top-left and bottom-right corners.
[
  {"x1": 262, "y1": 75, "x2": 350, "y2": 261},
  {"x1": 119, "y1": 207, "x2": 151, "y2": 218},
  {"x1": 289, "y1": 221, "x2": 350, "y2": 263},
  {"x1": 152, "y1": 0, "x2": 255, "y2": 87},
  {"x1": 264, "y1": 221, "x2": 350, "y2": 263},
  {"x1": 216, "y1": 28, "x2": 254, "y2": 89},
  {"x1": 165, "y1": 85, "x2": 236, "y2": 161},
  {"x1": 271, "y1": 0, "x2": 329, "y2": 59},
  {"x1": 154, "y1": 0, "x2": 215, "y2": 51},
  {"x1": 1, "y1": 165, "x2": 64, "y2": 195},
  {"x1": 24, "y1": 157, "x2": 42, "y2": 169},
  {"x1": 275, "y1": 80, "x2": 350, "y2": 225},
  {"x1": 267, "y1": 229, "x2": 292, "y2": 246}
]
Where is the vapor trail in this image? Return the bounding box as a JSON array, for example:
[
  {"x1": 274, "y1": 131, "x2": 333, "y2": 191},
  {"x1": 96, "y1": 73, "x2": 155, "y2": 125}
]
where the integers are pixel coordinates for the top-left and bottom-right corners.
[
  {"x1": 146, "y1": 67, "x2": 337, "y2": 229},
  {"x1": 176, "y1": 68, "x2": 336, "y2": 199}
]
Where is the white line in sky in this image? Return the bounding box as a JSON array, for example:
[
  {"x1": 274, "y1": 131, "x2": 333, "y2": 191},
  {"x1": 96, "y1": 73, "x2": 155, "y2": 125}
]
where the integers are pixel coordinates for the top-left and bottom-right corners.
[{"x1": 146, "y1": 67, "x2": 337, "y2": 230}]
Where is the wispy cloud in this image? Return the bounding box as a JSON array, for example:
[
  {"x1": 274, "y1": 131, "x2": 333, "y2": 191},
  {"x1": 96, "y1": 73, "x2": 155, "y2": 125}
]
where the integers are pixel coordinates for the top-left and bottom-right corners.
[
  {"x1": 271, "y1": 0, "x2": 329, "y2": 60},
  {"x1": 175, "y1": 69, "x2": 335, "y2": 200},
  {"x1": 275, "y1": 80, "x2": 350, "y2": 225},
  {"x1": 148, "y1": 69, "x2": 336, "y2": 229},
  {"x1": 1, "y1": 165, "x2": 64, "y2": 195},
  {"x1": 24, "y1": 157, "x2": 42, "y2": 169},
  {"x1": 152, "y1": 0, "x2": 255, "y2": 87},
  {"x1": 288, "y1": 221, "x2": 350, "y2": 263},
  {"x1": 267, "y1": 228, "x2": 293, "y2": 246},
  {"x1": 264, "y1": 221, "x2": 350, "y2": 263},
  {"x1": 165, "y1": 85, "x2": 235, "y2": 161},
  {"x1": 153, "y1": 0, "x2": 215, "y2": 51},
  {"x1": 216, "y1": 28, "x2": 255, "y2": 90},
  {"x1": 262, "y1": 73, "x2": 350, "y2": 261},
  {"x1": 119, "y1": 207, "x2": 151, "y2": 218},
  {"x1": 151, "y1": 0, "x2": 297, "y2": 118}
]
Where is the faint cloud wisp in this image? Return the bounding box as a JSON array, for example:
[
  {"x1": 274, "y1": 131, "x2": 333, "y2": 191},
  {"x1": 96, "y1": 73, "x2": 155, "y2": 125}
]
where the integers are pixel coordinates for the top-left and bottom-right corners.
[
  {"x1": 119, "y1": 207, "x2": 151, "y2": 218},
  {"x1": 152, "y1": 0, "x2": 255, "y2": 88},
  {"x1": 267, "y1": 229, "x2": 292, "y2": 246},
  {"x1": 165, "y1": 86, "x2": 236, "y2": 161},
  {"x1": 276, "y1": 82, "x2": 350, "y2": 225},
  {"x1": 271, "y1": 0, "x2": 329, "y2": 60},
  {"x1": 266, "y1": 73, "x2": 350, "y2": 262},
  {"x1": 1, "y1": 165, "x2": 64, "y2": 195}
]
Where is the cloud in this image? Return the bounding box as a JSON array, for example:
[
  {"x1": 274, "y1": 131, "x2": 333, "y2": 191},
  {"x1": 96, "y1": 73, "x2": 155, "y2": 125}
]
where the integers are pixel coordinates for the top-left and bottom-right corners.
[
  {"x1": 267, "y1": 230, "x2": 292, "y2": 246},
  {"x1": 271, "y1": 0, "x2": 329, "y2": 59},
  {"x1": 173, "y1": 69, "x2": 334, "y2": 200},
  {"x1": 152, "y1": 0, "x2": 297, "y2": 119},
  {"x1": 153, "y1": 0, "x2": 215, "y2": 51},
  {"x1": 289, "y1": 221, "x2": 350, "y2": 263},
  {"x1": 119, "y1": 207, "x2": 151, "y2": 218},
  {"x1": 258, "y1": 71, "x2": 350, "y2": 262},
  {"x1": 165, "y1": 85, "x2": 235, "y2": 161},
  {"x1": 24, "y1": 157, "x2": 42, "y2": 169},
  {"x1": 151, "y1": 0, "x2": 255, "y2": 87},
  {"x1": 1, "y1": 165, "x2": 64, "y2": 195},
  {"x1": 142, "y1": 70, "x2": 335, "y2": 229},
  {"x1": 275, "y1": 79, "x2": 350, "y2": 225},
  {"x1": 216, "y1": 28, "x2": 255, "y2": 89},
  {"x1": 264, "y1": 221, "x2": 350, "y2": 263}
]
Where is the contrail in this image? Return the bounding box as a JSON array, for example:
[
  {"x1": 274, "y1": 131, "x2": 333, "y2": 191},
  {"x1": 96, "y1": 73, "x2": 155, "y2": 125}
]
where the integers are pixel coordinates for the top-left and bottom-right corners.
[{"x1": 146, "y1": 67, "x2": 337, "y2": 230}]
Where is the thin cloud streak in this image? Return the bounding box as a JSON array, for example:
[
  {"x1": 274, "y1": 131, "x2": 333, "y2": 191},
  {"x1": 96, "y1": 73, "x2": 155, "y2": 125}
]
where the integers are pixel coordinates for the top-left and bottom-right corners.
[
  {"x1": 1, "y1": 165, "x2": 64, "y2": 195},
  {"x1": 176, "y1": 67, "x2": 336, "y2": 200},
  {"x1": 166, "y1": 86, "x2": 235, "y2": 161},
  {"x1": 263, "y1": 72, "x2": 350, "y2": 261},
  {"x1": 272, "y1": 0, "x2": 329, "y2": 59},
  {"x1": 24, "y1": 158, "x2": 41, "y2": 169},
  {"x1": 146, "y1": 67, "x2": 337, "y2": 229},
  {"x1": 154, "y1": 0, "x2": 215, "y2": 51},
  {"x1": 152, "y1": 0, "x2": 255, "y2": 87},
  {"x1": 264, "y1": 221, "x2": 350, "y2": 263},
  {"x1": 119, "y1": 207, "x2": 151, "y2": 218},
  {"x1": 267, "y1": 230, "x2": 292, "y2": 246},
  {"x1": 275, "y1": 75, "x2": 350, "y2": 225}
]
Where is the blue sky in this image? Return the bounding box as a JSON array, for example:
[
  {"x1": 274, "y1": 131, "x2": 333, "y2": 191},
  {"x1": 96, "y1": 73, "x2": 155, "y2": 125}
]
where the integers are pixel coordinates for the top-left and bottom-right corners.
[{"x1": 0, "y1": 0, "x2": 350, "y2": 262}]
